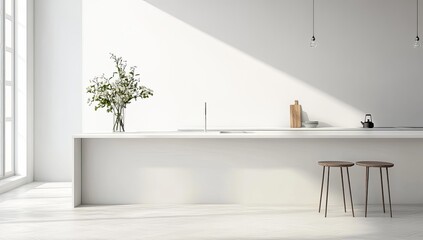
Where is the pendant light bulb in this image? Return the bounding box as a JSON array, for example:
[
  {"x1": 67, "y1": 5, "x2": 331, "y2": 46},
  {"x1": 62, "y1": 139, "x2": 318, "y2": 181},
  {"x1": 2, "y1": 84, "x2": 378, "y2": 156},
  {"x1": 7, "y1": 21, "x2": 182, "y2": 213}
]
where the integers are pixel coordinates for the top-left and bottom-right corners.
[
  {"x1": 414, "y1": 36, "x2": 421, "y2": 48},
  {"x1": 310, "y1": 36, "x2": 317, "y2": 48}
]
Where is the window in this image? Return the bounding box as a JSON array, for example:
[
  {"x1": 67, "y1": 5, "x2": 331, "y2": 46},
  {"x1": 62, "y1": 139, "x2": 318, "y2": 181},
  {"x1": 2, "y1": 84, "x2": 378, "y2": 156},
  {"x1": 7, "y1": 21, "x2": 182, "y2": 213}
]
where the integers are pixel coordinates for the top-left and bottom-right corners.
[{"x1": 1, "y1": 0, "x2": 15, "y2": 179}]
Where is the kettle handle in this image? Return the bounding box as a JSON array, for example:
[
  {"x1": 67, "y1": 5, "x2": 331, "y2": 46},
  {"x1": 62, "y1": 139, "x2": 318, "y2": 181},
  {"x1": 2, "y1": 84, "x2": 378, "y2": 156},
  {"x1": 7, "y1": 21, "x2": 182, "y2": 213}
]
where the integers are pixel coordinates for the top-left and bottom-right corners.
[{"x1": 364, "y1": 114, "x2": 372, "y2": 122}]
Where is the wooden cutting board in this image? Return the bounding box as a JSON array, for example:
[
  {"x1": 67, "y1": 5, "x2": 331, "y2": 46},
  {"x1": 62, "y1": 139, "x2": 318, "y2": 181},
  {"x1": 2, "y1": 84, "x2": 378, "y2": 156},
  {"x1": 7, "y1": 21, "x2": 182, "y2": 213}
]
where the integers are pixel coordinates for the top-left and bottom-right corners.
[{"x1": 290, "y1": 100, "x2": 302, "y2": 128}]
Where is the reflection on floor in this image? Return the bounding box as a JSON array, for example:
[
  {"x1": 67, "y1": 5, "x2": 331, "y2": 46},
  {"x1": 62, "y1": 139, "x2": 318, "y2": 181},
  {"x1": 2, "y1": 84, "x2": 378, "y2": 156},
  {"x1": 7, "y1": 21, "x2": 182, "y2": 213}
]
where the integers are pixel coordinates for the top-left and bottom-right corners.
[{"x1": 0, "y1": 182, "x2": 422, "y2": 239}]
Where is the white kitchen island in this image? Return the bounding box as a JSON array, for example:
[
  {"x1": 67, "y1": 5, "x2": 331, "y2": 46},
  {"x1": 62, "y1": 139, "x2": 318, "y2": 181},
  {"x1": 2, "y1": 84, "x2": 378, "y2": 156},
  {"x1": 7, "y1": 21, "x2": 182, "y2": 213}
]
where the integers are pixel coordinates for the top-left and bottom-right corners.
[{"x1": 73, "y1": 129, "x2": 423, "y2": 207}]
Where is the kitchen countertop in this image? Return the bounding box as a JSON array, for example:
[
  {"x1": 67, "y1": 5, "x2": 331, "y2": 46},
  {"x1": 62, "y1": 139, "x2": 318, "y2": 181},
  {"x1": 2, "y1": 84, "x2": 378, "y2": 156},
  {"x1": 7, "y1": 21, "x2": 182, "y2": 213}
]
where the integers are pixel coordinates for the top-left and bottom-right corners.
[{"x1": 74, "y1": 128, "x2": 423, "y2": 139}]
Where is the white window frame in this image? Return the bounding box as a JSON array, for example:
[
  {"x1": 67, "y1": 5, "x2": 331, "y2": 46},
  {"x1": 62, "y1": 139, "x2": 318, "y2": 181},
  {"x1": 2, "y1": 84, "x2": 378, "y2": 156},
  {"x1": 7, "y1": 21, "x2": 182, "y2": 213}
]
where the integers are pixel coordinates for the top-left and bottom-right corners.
[{"x1": 0, "y1": 0, "x2": 15, "y2": 179}]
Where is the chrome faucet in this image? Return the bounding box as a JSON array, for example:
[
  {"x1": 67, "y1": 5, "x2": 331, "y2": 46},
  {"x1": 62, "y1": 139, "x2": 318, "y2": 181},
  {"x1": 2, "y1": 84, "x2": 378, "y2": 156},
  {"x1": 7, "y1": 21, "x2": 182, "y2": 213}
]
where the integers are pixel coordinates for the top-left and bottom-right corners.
[{"x1": 204, "y1": 102, "x2": 207, "y2": 132}]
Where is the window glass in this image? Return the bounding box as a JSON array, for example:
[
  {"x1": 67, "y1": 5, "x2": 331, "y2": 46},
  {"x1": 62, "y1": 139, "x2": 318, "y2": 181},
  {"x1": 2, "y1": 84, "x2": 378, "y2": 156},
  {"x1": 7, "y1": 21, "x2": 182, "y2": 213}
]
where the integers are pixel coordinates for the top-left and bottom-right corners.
[
  {"x1": 6, "y1": 19, "x2": 13, "y2": 49},
  {"x1": 6, "y1": 0, "x2": 13, "y2": 16},
  {"x1": 6, "y1": 86, "x2": 12, "y2": 118},
  {"x1": 5, "y1": 121, "x2": 13, "y2": 173},
  {"x1": 6, "y1": 51, "x2": 13, "y2": 81}
]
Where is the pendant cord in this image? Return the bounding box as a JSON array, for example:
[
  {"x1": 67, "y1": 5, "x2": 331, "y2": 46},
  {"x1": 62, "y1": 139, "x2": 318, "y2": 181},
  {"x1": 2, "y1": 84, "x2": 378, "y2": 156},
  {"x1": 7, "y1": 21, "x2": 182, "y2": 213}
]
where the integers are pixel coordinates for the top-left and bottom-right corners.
[
  {"x1": 418, "y1": 0, "x2": 419, "y2": 36},
  {"x1": 313, "y1": 0, "x2": 315, "y2": 37}
]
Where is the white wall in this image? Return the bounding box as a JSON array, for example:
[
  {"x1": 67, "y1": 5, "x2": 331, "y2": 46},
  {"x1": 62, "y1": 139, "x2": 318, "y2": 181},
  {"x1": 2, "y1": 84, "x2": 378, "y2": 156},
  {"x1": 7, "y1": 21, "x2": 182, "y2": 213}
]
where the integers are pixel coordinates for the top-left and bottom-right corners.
[
  {"x1": 83, "y1": 0, "x2": 423, "y2": 132},
  {"x1": 34, "y1": 0, "x2": 82, "y2": 181}
]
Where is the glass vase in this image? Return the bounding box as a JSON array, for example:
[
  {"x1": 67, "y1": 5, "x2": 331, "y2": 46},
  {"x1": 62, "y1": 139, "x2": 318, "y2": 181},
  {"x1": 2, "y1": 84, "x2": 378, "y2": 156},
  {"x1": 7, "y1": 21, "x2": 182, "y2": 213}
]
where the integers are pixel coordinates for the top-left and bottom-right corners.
[{"x1": 113, "y1": 107, "x2": 125, "y2": 132}]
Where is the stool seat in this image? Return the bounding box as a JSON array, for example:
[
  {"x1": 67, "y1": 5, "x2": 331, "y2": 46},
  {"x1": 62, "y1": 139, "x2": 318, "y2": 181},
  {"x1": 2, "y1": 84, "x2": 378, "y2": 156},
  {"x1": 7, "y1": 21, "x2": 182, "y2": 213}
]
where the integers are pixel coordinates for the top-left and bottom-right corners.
[
  {"x1": 318, "y1": 161, "x2": 354, "y2": 167},
  {"x1": 356, "y1": 161, "x2": 394, "y2": 168}
]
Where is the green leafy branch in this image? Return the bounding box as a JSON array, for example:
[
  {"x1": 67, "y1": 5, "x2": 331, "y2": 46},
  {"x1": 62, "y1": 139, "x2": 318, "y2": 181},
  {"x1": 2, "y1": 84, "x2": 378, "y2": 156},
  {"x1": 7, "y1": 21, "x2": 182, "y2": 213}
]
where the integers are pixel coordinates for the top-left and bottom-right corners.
[{"x1": 86, "y1": 53, "x2": 154, "y2": 114}]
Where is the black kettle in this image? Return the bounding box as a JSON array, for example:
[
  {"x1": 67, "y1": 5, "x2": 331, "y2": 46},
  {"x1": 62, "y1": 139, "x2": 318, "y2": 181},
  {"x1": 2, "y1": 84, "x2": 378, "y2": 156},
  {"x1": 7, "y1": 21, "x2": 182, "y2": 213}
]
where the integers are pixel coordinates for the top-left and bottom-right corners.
[{"x1": 361, "y1": 114, "x2": 374, "y2": 128}]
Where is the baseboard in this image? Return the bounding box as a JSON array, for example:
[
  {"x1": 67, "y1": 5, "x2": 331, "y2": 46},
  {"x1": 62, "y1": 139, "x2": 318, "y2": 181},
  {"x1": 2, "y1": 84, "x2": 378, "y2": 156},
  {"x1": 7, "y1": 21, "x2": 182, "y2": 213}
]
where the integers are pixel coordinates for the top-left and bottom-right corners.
[{"x1": 0, "y1": 176, "x2": 31, "y2": 194}]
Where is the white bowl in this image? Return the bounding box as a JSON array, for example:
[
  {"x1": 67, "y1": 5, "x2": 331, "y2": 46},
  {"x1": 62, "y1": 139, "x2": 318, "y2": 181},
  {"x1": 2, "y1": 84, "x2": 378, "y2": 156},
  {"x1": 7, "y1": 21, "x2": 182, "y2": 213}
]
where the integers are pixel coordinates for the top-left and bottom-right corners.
[{"x1": 304, "y1": 121, "x2": 319, "y2": 128}]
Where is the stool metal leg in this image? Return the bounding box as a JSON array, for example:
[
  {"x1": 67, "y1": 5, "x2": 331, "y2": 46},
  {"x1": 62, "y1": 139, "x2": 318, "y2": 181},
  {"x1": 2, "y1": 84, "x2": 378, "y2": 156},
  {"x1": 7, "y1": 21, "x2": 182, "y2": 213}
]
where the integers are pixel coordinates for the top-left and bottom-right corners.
[
  {"x1": 380, "y1": 167, "x2": 385, "y2": 213},
  {"x1": 319, "y1": 166, "x2": 325, "y2": 213},
  {"x1": 386, "y1": 167, "x2": 393, "y2": 218},
  {"x1": 325, "y1": 167, "x2": 330, "y2": 217},
  {"x1": 365, "y1": 167, "x2": 369, "y2": 218},
  {"x1": 346, "y1": 167, "x2": 354, "y2": 217},
  {"x1": 340, "y1": 167, "x2": 346, "y2": 213}
]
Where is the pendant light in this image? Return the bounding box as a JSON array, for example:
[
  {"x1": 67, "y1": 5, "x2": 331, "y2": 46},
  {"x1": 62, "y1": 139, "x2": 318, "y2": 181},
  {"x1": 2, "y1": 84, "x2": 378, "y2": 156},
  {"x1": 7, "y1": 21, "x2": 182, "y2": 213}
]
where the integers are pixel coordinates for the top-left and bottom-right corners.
[
  {"x1": 414, "y1": 0, "x2": 421, "y2": 48},
  {"x1": 310, "y1": 0, "x2": 317, "y2": 48}
]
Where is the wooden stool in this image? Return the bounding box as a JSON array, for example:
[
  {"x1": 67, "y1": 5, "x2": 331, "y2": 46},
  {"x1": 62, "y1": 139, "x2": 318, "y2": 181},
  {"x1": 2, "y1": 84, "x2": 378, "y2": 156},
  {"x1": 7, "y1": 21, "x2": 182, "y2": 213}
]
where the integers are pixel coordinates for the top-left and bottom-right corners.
[
  {"x1": 318, "y1": 161, "x2": 355, "y2": 217},
  {"x1": 356, "y1": 161, "x2": 394, "y2": 218}
]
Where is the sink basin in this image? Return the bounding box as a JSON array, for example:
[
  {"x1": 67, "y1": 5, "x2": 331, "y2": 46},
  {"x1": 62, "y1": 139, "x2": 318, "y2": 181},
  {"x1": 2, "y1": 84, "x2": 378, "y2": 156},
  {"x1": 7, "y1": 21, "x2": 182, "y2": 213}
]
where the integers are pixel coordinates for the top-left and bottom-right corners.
[
  {"x1": 178, "y1": 129, "x2": 253, "y2": 133},
  {"x1": 219, "y1": 131, "x2": 253, "y2": 134}
]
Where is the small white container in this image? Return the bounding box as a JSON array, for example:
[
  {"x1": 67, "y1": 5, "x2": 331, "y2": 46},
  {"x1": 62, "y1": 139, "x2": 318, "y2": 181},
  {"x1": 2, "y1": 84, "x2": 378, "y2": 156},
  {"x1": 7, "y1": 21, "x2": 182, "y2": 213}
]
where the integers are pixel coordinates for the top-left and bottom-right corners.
[{"x1": 304, "y1": 121, "x2": 319, "y2": 128}]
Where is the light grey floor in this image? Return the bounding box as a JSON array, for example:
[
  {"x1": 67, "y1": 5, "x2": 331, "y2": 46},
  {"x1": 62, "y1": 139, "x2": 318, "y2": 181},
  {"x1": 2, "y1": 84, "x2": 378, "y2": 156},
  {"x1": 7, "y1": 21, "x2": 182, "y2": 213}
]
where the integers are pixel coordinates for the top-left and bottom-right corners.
[{"x1": 0, "y1": 182, "x2": 422, "y2": 240}]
